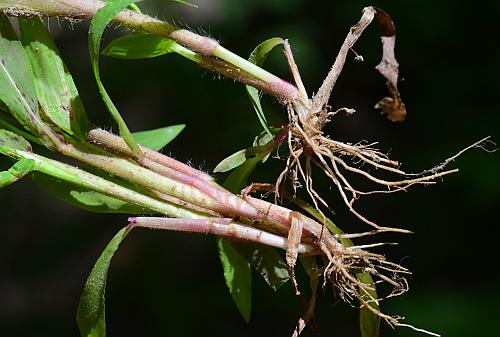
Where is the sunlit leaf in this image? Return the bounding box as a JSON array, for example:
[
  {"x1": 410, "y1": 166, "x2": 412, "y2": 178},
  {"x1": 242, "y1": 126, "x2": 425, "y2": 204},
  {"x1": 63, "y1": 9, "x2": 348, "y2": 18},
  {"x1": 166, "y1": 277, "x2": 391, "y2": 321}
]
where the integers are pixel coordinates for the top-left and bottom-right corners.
[
  {"x1": 0, "y1": 158, "x2": 36, "y2": 188},
  {"x1": 246, "y1": 37, "x2": 284, "y2": 135},
  {"x1": 132, "y1": 124, "x2": 185, "y2": 151},
  {"x1": 19, "y1": 17, "x2": 89, "y2": 140},
  {"x1": 103, "y1": 34, "x2": 180, "y2": 59},
  {"x1": 89, "y1": 0, "x2": 141, "y2": 155},
  {"x1": 0, "y1": 17, "x2": 46, "y2": 141},
  {"x1": 76, "y1": 226, "x2": 132, "y2": 337},
  {"x1": 217, "y1": 237, "x2": 252, "y2": 323}
]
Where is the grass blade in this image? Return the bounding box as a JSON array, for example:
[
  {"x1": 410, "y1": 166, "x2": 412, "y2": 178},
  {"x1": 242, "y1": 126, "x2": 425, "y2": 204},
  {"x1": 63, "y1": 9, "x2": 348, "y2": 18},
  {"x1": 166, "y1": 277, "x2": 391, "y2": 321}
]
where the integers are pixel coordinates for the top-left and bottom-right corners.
[
  {"x1": 89, "y1": 0, "x2": 141, "y2": 155},
  {"x1": 103, "y1": 33, "x2": 180, "y2": 59},
  {"x1": 246, "y1": 37, "x2": 284, "y2": 135}
]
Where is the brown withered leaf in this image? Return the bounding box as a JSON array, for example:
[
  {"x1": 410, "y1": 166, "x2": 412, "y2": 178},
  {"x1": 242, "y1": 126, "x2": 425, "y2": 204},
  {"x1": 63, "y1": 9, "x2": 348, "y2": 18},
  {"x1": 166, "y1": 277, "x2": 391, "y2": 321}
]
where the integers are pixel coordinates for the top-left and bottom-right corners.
[{"x1": 374, "y1": 8, "x2": 406, "y2": 122}]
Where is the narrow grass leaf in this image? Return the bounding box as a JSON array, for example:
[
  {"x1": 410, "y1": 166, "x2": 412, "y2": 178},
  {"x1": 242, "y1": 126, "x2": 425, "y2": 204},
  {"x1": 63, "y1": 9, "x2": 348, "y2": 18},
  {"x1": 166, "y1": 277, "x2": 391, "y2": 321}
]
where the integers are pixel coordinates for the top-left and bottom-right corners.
[
  {"x1": 89, "y1": 0, "x2": 141, "y2": 155},
  {"x1": 19, "y1": 17, "x2": 88, "y2": 140},
  {"x1": 217, "y1": 237, "x2": 252, "y2": 323},
  {"x1": 246, "y1": 37, "x2": 284, "y2": 135},
  {"x1": 77, "y1": 226, "x2": 132, "y2": 337},
  {"x1": 0, "y1": 158, "x2": 36, "y2": 188},
  {"x1": 0, "y1": 17, "x2": 45, "y2": 140},
  {"x1": 132, "y1": 124, "x2": 185, "y2": 151},
  {"x1": 103, "y1": 34, "x2": 180, "y2": 59}
]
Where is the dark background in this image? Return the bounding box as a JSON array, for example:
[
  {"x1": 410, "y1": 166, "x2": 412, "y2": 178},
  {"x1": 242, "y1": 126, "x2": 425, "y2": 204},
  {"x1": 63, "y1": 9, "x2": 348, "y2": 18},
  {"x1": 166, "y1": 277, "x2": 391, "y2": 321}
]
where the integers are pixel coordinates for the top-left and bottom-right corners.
[{"x1": 1, "y1": 0, "x2": 499, "y2": 336}]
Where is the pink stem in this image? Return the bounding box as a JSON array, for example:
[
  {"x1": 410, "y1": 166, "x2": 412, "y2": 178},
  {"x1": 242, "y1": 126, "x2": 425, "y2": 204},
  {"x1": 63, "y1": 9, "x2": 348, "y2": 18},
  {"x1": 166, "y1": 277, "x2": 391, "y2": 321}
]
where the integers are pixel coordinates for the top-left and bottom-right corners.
[{"x1": 129, "y1": 217, "x2": 315, "y2": 253}]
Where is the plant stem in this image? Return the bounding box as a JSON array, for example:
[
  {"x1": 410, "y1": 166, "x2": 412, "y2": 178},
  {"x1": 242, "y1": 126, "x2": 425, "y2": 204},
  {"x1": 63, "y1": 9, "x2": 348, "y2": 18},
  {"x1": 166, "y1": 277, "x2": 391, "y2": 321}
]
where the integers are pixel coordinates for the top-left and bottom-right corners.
[
  {"x1": 129, "y1": 217, "x2": 315, "y2": 253},
  {"x1": 2, "y1": 146, "x2": 205, "y2": 219},
  {"x1": 0, "y1": 0, "x2": 300, "y2": 101}
]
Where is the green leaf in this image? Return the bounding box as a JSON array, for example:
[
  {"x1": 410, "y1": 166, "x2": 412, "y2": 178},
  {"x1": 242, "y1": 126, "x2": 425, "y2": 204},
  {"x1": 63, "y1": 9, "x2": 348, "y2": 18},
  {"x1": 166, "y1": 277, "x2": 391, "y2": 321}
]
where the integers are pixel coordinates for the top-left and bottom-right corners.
[
  {"x1": 233, "y1": 242, "x2": 289, "y2": 291},
  {"x1": 0, "y1": 158, "x2": 36, "y2": 188},
  {"x1": 19, "y1": 17, "x2": 88, "y2": 140},
  {"x1": 214, "y1": 128, "x2": 281, "y2": 174},
  {"x1": 222, "y1": 156, "x2": 261, "y2": 194},
  {"x1": 0, "y1": 118, "x2": 44, "y2": 145},
  {"x1": 32, "y1": 172, "x2": 147, "y2": 214},
  {"x1": 172, "y1": 0, "x2": 199, "y2": 8},
  {"x1": 358, "y1": 273, "x2": 380, "y2": 337},
  {"x1": 217, "y1": 237, "x2": 252, "y2": 323},
  {"x1": 0, "y1": 17, "x2": 45, "y2": 140},
  {"x1": 213, "y1": 149, "x2": 247, "y2": 173},
  {"x1": 77, "y1": 226, "x2": 132, "y2": 337},
  {"x1": 246, "y1": 37, "x2": 284, "y2": 135},
  {"x1": 0, "y1": 129, "x2": 32, "y2": 152},
  {"x1": 89, "y1": 0, "x2": 141, "y2": 155},
  {"x1": 103, "y1": 34, "x2": 180, "y2": 59},
  {"x1": 132, "y1": 124, "x2": 185, "y2": 151}
]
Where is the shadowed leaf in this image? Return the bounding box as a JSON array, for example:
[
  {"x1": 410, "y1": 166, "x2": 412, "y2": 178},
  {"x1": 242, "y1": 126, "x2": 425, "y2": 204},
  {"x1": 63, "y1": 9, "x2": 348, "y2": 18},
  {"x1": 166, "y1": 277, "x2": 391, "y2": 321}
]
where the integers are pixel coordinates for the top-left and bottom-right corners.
[
  {"x1": 217, "y1": 237, "x2": 252, "y2": 323},
  {"x1": 32, "y1": 172, "x2": 147, "y2": 214},
  {"x1": 103, "y1": 33, "x2": 180, "y2": 59},
  {"x1": 77, "y1": 226, "x2": 132, "y2": 337},
  {"x1": 233, "y1": 242, "x2": 289, "y2": 291}
]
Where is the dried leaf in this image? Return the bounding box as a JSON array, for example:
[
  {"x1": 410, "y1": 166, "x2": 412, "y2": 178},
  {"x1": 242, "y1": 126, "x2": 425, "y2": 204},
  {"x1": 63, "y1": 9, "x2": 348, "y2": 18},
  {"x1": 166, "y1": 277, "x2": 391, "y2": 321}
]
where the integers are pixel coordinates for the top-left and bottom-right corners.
[{"x1": 374, "y1": 8, "x2": 406, "y2": 122}]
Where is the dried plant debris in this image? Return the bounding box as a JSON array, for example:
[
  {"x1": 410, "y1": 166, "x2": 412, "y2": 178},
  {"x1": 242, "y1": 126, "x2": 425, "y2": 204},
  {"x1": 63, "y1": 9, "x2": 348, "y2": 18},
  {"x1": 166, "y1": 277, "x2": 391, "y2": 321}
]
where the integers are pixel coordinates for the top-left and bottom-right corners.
[{"x1": 374, "y1": 8, "x2": 406, "y2": 122}]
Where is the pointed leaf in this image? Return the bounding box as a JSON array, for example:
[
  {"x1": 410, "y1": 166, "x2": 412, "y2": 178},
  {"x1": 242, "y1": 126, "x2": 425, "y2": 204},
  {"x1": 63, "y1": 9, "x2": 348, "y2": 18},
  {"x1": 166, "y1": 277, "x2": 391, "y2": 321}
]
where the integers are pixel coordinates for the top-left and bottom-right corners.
[
  {"x1": 19, "y1": 17, "x2": 88, "y2": 139},
  {"x1": 103, "y1": 34, "x2": 180, "y2": 59},
  {"x1": 233, "y1": 242, "x2": 289, "y2": 291},
  {"x1": 89, "y1": 0, "x2": 141, "y2": 155},
  {"x1": 132, "y1": 124, "x2": 185, "y2": 151},
  {"x1": 222, "y1": 156, "x2": 261, "y2": 194},
  {"x1": 0, "y1": 17, "x2": 46, "y2": 140},
  {"x1": 217, "y1": 237, "x2": 252, "y2": 323},
  {"x1": 246, "y1": 37, "x2": 284, "y2": 135},
  {"x1": 213, "y1": 149, "x2": 247, "y2": 173},
  {"x1": 77, "y1": 226, "x2": 132, "y2": 337},
  {"x1": 0, "y1": 158, "x2": 36, "y2": 188},
  {"x1": 0, "y1": 118, "x2": 44, "y2": 145}
]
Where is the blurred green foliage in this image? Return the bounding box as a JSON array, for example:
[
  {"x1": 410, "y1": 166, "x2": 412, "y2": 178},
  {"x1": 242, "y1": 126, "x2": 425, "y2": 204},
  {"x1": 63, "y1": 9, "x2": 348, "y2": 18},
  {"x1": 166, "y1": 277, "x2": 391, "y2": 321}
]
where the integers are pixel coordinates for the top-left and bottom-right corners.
[{"x1": 1, "y1": 0, "x2": 498, "y2": 336}]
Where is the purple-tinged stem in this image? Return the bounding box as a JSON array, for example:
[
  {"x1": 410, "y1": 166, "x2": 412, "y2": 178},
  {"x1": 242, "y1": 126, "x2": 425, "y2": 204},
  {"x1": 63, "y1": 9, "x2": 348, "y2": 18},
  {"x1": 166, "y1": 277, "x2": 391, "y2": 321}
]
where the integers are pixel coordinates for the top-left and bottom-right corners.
[
  {"x1": 87, "y1": 128, "x2": 213, "y2": 182},
  {"x1": 129, "y1": 216, "x2": 316, "y2": 254},
  {"x1": 0, "y1": 0, "x2": 300, "y2": 102}
]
